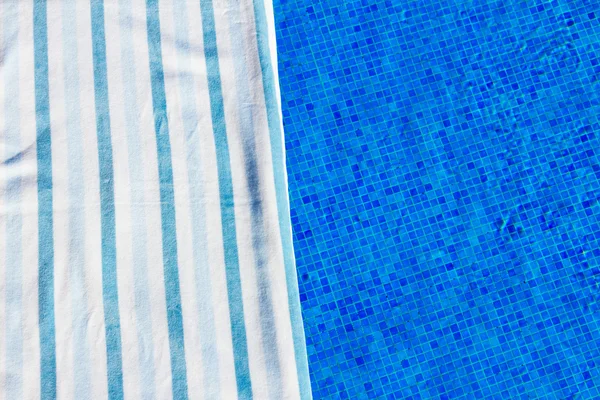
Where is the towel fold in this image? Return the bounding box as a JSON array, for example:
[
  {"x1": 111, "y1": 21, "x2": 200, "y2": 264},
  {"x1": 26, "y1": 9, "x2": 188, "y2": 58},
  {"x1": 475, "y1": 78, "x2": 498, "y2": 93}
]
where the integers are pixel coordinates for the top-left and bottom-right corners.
[{"x1": 0, "y1": 0, "x2": 310, "y2": 398}]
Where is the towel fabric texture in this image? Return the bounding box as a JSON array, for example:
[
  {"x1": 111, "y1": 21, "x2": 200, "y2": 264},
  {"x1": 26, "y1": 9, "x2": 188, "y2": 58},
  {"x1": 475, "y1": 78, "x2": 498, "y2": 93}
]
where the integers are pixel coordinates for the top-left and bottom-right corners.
[{"x1": 0, "y1": 0, "x2": 311, "y2": 398}]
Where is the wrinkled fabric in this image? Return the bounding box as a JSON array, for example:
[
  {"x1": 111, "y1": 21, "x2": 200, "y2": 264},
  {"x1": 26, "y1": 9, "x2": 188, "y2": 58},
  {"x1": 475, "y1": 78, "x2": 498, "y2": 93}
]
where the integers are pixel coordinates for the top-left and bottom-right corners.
[{"x1": 0, "y1": 0, "x2": 310, "y2": 398}]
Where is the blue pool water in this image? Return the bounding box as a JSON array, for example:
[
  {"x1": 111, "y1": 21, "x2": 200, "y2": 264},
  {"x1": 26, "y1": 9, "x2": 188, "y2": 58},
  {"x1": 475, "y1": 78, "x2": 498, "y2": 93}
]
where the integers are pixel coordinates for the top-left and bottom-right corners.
[{"x1": 275, "y1": 0, "x2": 600, "y2": 398}]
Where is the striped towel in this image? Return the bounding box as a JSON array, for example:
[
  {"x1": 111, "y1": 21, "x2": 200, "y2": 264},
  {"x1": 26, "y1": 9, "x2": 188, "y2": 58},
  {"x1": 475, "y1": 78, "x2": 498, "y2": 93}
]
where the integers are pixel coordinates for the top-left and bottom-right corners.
[{"x1": 0, "y1": 0, "x2": 310, "y2": 399}]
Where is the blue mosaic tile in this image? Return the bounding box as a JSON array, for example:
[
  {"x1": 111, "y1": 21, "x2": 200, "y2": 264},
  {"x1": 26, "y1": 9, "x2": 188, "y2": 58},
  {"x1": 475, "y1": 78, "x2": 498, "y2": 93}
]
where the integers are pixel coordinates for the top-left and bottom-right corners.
[{"x1": 275, "y1": 0, "x2": 600, "y2": 398}]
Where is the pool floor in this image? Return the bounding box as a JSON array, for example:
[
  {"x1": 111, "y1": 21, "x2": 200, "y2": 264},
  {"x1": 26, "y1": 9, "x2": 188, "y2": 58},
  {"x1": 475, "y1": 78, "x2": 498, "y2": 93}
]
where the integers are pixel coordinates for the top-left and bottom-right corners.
[{"x1": 276, "y1": 0, "x2": 600, "y2": 398}]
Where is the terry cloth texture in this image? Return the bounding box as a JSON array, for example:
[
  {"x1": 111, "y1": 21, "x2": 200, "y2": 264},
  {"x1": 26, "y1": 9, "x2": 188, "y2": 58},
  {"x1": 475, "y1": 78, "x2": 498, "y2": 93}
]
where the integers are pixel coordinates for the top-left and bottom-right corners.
[{"x1": 0, "y1": 0, "x2": 311, "y2": 399}]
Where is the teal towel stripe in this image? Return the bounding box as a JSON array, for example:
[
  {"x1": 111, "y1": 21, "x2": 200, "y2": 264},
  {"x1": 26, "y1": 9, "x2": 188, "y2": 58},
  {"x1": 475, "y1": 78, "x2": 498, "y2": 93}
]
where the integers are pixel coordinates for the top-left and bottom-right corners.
[
  {"x1": 198, "y1": 0, "x2": 253, "y2": 397},
  {"x1": 90, "y1": 1, "x2": 125, "y2": 398},
  {"x1": 33, "y1": 0, "x2": 57, "y2": 398},
  {"x1": 145, "y1": 1, "x2": 189, "y2": 398}
]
